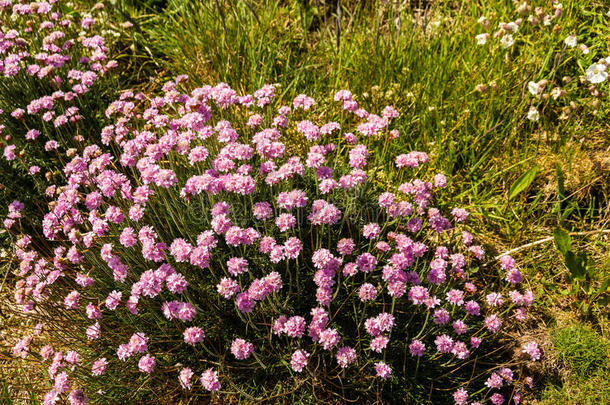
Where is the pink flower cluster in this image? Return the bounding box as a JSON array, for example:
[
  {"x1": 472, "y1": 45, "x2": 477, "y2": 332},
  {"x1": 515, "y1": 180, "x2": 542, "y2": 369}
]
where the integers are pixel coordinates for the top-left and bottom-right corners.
[{"x1": 5, "y1": 75, "x2": 538, "y2": 404}]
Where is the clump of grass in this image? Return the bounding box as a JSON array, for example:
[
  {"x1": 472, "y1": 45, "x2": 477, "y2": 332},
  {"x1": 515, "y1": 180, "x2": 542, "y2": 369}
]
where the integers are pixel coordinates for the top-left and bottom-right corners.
[
  {"x1": 551, "y1": 325, "x2": 608, "y2": 377},
  {"x1": 539, "y1": 368, "x2": 610, "y2": 405}
]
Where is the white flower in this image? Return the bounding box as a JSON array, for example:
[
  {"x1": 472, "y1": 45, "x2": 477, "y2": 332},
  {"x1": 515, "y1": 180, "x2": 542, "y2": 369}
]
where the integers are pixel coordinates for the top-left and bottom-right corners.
[
  {"x1": 528, "y1": 81, "x2": 542, "y2": 97},
  {"x1": 527, "y1": 107, "x2": 540, "y2": 122},
  {"x1": 564, "y1": 34, "x2": 577, "y2": 48},
  {"x1": 476, "y1": 33, "x2": 489, "y2": 45},
  {"x1": 504, "y1": 22, "x2": 519, "y2": 33},
  {"x1": 586, "y1": 63, "x2": 608, "y2": 84},
  {"x1": 579, "y1": 44, "x2": 589, "y2": 55},
  {"x1": 551, "y1": 87, "x2": 563, "y2": 100},
  {"x1": 500, "y1": 34, "x2": 514, "y2": 49}
]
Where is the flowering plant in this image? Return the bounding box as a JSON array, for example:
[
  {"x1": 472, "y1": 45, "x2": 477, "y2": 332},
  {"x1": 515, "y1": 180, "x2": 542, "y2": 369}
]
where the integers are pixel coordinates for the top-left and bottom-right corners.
[
  {"x1": 7, "y1": 75, "x2": 540, "y2": 404},
  {"x1": 0, "y1": 0, "x2": 124, "y2": 240}
]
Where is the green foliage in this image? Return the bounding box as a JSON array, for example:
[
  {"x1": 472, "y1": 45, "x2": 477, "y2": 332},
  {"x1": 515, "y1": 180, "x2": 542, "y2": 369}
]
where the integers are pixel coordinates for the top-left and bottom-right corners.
[
  {"x1": 551, "y1": 325, "x2": 608, "y2": 377},
  {"x1": 540, "y1": 368, "x2": 610, "y2": 405},
  {"x1": 551, "y1": 228, "x2": 609, "y2": 314},
  {"x1": 508, "y1": 165, "x2": 539, "y2": 200}
]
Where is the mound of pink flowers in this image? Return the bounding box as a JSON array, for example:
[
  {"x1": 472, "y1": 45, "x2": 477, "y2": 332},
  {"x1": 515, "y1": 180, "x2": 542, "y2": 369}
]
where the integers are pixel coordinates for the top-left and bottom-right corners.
[
  {"x1": 1, "y1": 0, "x2": 118, "y2": 199},
  {"x1": 7, "y1": 74, "x2": 540, "y2": 404}
]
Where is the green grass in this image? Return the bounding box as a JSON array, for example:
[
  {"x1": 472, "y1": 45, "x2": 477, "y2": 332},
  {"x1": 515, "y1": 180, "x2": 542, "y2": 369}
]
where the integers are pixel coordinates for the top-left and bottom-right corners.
[
  {"x1": 540, "y1": 368, "x2": 610, "y2": 405},
  {"x1": 540, "y1": 323, "x2": 609, "y2": 405},
  {"x1": 552, "y1": 325, "x2": 608, "y2": 377}
]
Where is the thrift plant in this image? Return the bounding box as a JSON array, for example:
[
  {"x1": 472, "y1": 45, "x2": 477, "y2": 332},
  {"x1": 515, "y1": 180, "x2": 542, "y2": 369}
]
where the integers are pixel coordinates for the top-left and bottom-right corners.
[
  {"x1": 7, "y1": 78, "x2": 541, "y2": 404},
  {"x1": 0, "y1": 0, "x2": 127, "y2": 246}
]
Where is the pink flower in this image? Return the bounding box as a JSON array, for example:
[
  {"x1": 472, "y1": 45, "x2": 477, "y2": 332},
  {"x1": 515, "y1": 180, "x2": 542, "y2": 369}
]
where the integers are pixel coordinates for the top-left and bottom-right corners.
[
  {"x1": 170, "y1": 238, "x2": 193, "y2": 263},
  {"x1": 490, "y1": 393, "x2": 504, "y2": 405},
  {"x1": 86, "y1": 322, "x2": 101, "y2": 341},
  {"x1": 484, "y1": 314, "x2": 502, "y2": 333},
  {"x1": 362, "y1": 223, "x2": 381, "y2": 239},
  {"x1": 64, "y1": 291, "x2": 80, "y2": 309},
  {"x1": 453, "y1": 320, "x2": 467, "y2": 335},
  {"x1": 3, "y1": 145, "x2": 16, "y2": 161},
  {"x1": 216, "y1": 278, "x2": 240, "y2": 299},
  {"x1": 290, "y1": 349, "x2": 309, "y2": 372},
  {"x1": 451, "y1": 208, "x2": 469, "y2": 222},
  {"x1": 86, "y1": 303, "x2": 101, "y2": 320},
  {"x1": 499, "y1": 255, "x2": 516, "y2": 270},
  {"x1": 129, "y1": 333, "x2": 149, "y2": 354},
  {"x1": 235, "y1": 292, "x2": 255, "y2": 313},
  {"x1": 337, "y1": 238, "x2": 355, "y2": 255},
  {"x1": 434, "y1": 173, "x2": 447, "y2": 188},
  {"x1": 200, "y1": 368, "x2": 220, "y2": 392},
  {"x1": 283, "y1": 237, "x2": 303, "y2": 259},
  {"x1": 26, "y1": 129, "x2": 40, "y2": 140},
  {"x1": 105, "y1": 290, "x2": 122, "y2": 310},
  {"x1": 308, "y1": 200, "x2": 341, "y2": 225},
  {"x1": 296, "y1": 120, "x2": 320, "y2": 141},
  {"x1": 356, "y1": 252, "x2": 377, "y2": 273},
  {"x1": 138, "y1": 354, "x2": 156, "y2": 373},
  {"x1": 293, "y1": 94, "x2": 315, "y2": 110},
  {"x1": 486, "y1": 292, "x2": 504, "y2": 307},
  {"x1": 318, "y1": 328, "x2": 340, "y2": 350},
  {"x1": 227, "y1": 257, "x2": 248, "y2": 276},
  {"x1": 522, "y1": 341, "x2": 541, "y2": 361},
  {"x1": 433, "y1": 309, "x2": 450, "y2": 325},
  {"x1": 253, "y1": 202, "x2": 273, "y2": 220},
  {"x1": 435, "y1": 334, "x2": 454, "y2": 353},
  {"x1": 91, "y1": 357, "x2": 107, "y2": 376},
  {"x1": 395, "y1": 151, "x2": 428, "y2": 168},
  {"x1": 409, "y1": 340, "x2": 426, "y2": 357},
  {"x1": 284, "y1": 316, "x2": 306, "y2": 338},
  {"x1": 183, "y1": 326, "x2": 205, "y2": 345},
  {"x1": 179, "y1": 368, "x2": 194, "y2": 390},
  {"x1": 358, "y1": 283, "x2": 377, "y2": 302},
  {"x1": 470, "y1": 336, "x2": 482, "y2": 348},
  {"x1": 68, "y1": 389, "x2": 87, "y2": 405},
  {"x1": 465, "y1": 300, "x2": 480, "y2": 316},
  {"x1": 446, "y1": 289, "x2": 465, "y2": 306},
  {"x1": 375, "y1": 361, "x2": 392, "y2": 379},
  {"x1": 370, "y1": 335, "x2": 389, "y2": 353},
  {"x1": 275, "y1": 213, "x2": 296, "y2": 231},
  {"x1": 231, "y1": 338, "x2": 254, "y2": 360},
  {"x1": 336, "y1": 346, "x2": 357, "y2": 368}
]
